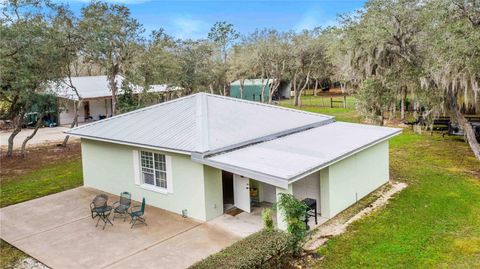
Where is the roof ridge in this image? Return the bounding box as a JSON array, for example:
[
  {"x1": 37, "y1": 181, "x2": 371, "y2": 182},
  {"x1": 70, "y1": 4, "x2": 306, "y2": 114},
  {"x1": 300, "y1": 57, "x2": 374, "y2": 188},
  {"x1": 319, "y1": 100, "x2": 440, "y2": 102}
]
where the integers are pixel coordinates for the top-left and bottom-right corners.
[
  {"x1": 195, "y1": 93, "x2": 210, "y2": 152},
  {"x1": 67, "y1": 94, "x2": 196, "y2": 133}
]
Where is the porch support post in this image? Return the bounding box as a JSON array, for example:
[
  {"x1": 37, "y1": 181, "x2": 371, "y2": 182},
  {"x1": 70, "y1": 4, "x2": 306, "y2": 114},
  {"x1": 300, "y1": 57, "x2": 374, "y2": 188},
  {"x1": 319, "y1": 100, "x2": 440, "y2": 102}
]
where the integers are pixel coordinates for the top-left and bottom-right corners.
[
  {"x1": 320, "y1": 167, "x2": 331, "y2": 218},
  {"x1": 276, "y1": 184, "x2": 293, "y2": 231}
]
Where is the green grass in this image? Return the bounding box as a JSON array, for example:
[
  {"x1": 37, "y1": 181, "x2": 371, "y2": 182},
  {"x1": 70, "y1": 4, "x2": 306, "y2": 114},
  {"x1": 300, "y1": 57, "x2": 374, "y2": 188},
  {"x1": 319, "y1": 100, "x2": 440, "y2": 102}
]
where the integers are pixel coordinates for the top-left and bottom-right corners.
[
  {"x1": 0, "y1": 158, "x2": 83, "y2": 208},
  {"x1": 280, "y1": 96, "x2": 480, "y2": 268},
  {"x1": 0, "y1": 240, "x2": 28, "y2": 269},
  {"x1": 0, "y1": 157, "x2": 83, "y2": 268},
  {"x1": 316, "y1": 132, "x2": 480, "y2": 268},
  {"x1": 280, "y1": 96, "x2": 362, "y2": 123}
]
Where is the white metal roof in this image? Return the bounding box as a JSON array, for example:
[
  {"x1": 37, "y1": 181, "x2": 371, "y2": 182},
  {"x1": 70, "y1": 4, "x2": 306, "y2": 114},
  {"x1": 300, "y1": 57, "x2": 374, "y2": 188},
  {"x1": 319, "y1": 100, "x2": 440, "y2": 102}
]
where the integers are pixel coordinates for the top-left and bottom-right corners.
[
  {"x1": 49, "y1": 75, "x2": 129, "y2": 100},
  {"x1": 49, "y1": 76, "x2": 177, "y2": 100},
  {"x1": 230, "y1": 79, "x2": 273, "y2": 86},
  {"x1": 198, "y1": 122, "x2": 401, "y2": 188},
  {"x1": 149, "y1": 84, "x2": 182, "y2": 92},
  {"x1": 66, "y1": 93, "x2": 333, "y2": 154}
]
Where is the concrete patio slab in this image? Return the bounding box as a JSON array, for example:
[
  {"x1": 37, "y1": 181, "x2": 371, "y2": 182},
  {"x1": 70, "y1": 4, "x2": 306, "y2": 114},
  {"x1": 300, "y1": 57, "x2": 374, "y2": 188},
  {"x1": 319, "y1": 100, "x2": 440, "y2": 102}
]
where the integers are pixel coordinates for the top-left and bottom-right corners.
[
  {"x1": 108, "y1": 223, "x2": 240, "y2": 269},
  {"x1": 0, "y1": 187, "x2": 100, "y2": 242},
  {"x1": 0, "y1": 187, "x2": 248, "y2": 269}
]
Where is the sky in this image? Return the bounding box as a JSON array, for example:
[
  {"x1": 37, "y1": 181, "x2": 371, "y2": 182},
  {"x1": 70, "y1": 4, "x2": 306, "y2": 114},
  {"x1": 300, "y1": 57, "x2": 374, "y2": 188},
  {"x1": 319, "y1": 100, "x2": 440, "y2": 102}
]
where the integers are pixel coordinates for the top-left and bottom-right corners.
[{"x1": 62, "y1": 0, "x2": 366, "y2": 39}]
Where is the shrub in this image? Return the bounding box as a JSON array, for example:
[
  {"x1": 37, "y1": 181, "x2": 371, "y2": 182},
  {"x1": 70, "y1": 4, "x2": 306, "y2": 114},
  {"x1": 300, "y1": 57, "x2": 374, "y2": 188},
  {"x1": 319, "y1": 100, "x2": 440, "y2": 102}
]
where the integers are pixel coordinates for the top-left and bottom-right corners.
[
  {"x1": 276, "y1": 193, "x2": 309, "y2": 252},
  {"x1": 262, "y1": 208, "x2": 274, "y2": 231},
  {"x1": 189, "y1": 230, "x2": 291, "y2": 269}
]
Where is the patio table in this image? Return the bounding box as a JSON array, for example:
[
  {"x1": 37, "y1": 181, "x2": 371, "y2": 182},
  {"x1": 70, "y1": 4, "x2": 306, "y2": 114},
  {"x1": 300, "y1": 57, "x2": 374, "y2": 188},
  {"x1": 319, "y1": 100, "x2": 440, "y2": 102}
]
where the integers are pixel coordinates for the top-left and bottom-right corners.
[{"x1": 94, "y1": 205, "x2": 113, "y2": 230}]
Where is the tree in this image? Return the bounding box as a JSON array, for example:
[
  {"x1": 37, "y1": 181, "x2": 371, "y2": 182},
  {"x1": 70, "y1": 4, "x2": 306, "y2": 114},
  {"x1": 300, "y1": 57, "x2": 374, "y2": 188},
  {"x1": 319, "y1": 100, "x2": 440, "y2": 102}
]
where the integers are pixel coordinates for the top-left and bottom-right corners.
[
  {"x1": 243, "y1": 29, "x2": 292, "y2": 103},
  {"x1": 117, "y1": 79, "x2": 137, "y2": 113},
  {"x1": 208, "y1": 21, "x2": 239, "y2": 95},
  {"x1": 175, "y1": 39, "x2": 215, "y2": 94},
  {"x1": 229, "y1": 43, "x2": 257, "y2": 98},
  {"x1": 208, "y1": 21, "x2": 239, "y2": 65},
  {"x1": 0, "y1": 0, "x2": 66, "y2": 157},
  {"x1": 20, "y1": 93, "x2": 57, "y2": 156},
  {"x1": 290, "y1": 29, "x2": 331, "y2": 106},
  {"x1": 133, "y1": 30, "x2": 179, "y2": 90},
  {"x1": 331, "y1": 0, "x2": 479, "y2": 159},
  {"x1": 51, "y1": 4, "x2": 85, "y2": 147},
  {"x1": 418, "y1": 0, "x2": 480, "y2": 159},
  {"x1": 79, "y1": 1, "x2": 144, "y2": 116},
  {"x1": 356, "y1": 78, "x2": 396, "y2": 126}
]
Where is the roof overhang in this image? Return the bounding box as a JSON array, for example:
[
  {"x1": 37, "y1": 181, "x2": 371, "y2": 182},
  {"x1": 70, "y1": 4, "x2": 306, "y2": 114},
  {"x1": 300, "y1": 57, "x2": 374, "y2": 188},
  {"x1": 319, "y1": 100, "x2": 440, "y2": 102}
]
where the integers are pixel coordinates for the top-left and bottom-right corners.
[
  {"x1": 65, "y1": 132, "x2": 192, "y2": 155},
  {"x1": 194, "y1": 123, "x2": 402, "y2": 189},
  {"x1": 287, "y1": 129, "x2": 401, "y2": 184},
  {"x1": 191, "y1": 154, "x2": 290, "y2": 189}
]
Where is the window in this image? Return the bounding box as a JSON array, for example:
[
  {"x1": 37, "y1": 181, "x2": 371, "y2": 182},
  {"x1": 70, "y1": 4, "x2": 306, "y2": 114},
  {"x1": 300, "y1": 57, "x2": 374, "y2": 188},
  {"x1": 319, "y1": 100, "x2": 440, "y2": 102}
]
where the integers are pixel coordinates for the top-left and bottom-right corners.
[{"x1": 140, "y1": 151, "x2": 167, "y2": 189}]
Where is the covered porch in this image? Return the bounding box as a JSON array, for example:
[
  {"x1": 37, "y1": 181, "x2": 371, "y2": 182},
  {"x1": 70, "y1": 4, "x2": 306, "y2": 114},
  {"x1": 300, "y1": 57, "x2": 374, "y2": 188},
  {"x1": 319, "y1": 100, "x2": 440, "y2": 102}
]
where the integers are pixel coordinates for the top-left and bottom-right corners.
[{"x1": 217, "y1": 170, "x2": 329, "y2": 231}]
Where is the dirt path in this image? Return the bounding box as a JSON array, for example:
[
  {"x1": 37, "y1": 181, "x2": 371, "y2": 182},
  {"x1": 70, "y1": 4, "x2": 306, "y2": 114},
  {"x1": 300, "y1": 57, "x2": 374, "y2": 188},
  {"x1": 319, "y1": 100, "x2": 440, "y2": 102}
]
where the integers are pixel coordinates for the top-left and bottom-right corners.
[{"x1": 304, "y1": 181, "x2": 408, "y2": 251}]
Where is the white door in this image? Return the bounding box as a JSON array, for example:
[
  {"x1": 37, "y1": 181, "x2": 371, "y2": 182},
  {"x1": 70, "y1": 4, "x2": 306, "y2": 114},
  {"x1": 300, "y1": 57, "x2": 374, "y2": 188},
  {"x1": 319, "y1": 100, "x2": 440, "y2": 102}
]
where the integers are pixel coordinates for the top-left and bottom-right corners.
[{"x1": 233, "y1": 174, "x2": 251, "y2": 213}]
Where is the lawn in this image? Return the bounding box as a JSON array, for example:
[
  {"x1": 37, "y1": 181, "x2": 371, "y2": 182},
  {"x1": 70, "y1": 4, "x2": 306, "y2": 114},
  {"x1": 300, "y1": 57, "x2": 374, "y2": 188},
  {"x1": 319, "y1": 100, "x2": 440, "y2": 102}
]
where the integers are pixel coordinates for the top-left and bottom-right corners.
[
  {"x1": 0, "y1": 146, "x2": 83, "y2": 268},
  {"x1": 284, "y1": 96, "x2": 480, "y2": 268},
  {"x1": 280, "y1": 95, "x2": 362, "y2": 123},
  {"x1": 315, "y1": 132, "x2": 480, "y2": 268}
]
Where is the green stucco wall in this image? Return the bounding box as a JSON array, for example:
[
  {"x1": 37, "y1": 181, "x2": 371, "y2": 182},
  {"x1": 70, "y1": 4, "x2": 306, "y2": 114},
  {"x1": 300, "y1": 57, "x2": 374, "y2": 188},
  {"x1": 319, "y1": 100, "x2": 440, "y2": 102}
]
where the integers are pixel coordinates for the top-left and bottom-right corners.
[
  {"x1": 81, "y1": 139, "x2": 224, "y2": 221},
  {"x1": 230, "y1": 84, "x2": 270, "y2": 102},
  {"x1": 321, "y1": 140, "x2": 390, "y2": 218},
  {"x1": 203, "y1": 166, "x2": 223, "y2": 220}
]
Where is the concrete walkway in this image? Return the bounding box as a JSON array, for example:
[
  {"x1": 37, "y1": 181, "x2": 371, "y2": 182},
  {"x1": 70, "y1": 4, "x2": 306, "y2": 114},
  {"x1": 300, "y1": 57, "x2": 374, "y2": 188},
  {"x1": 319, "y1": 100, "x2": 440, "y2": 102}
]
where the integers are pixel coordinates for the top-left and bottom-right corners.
[
  {"x1": 0, "y1": 187, "x2": 242, "y2": 269},
  {"x1": 0, "y1": 126, "x2": 77, "y2": 149}
]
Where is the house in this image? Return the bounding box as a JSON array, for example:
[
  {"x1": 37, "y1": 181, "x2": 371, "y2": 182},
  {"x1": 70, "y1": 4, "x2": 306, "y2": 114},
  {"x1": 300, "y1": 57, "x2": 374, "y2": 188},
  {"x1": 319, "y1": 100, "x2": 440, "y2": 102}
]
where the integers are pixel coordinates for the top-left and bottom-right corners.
[
  {"x1": 49, "y1": 75, "x2": 181, "y2": 125},
  {"x1": 230, "y1": 79, "x2": 291, "y2": 102},
  {"x1": 65, "y1": 93, "x2": 401, "y2": 229}
]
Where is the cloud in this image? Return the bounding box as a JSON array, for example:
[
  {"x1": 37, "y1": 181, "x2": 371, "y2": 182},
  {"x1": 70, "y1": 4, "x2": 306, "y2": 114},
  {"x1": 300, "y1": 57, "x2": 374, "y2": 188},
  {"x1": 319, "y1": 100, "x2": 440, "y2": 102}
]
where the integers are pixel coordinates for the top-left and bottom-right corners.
[
  {"x1": 295, "y1": 10, "x2": 339, "y2": 32},
  {"x1": 170, "y1": 16, "x2": 210, "y2": 39}
]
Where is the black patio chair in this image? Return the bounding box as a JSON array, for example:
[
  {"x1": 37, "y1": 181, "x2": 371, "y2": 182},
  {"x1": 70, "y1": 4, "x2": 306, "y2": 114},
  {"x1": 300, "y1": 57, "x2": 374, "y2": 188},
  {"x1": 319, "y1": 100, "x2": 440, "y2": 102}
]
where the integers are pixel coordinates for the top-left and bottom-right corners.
[
  {"x1": 95, "y1": 205, "x2": 113, "y2": 230},
  {"x1": 129, "y1": 198, "x2": 147, "y2": 228},
  {"x1": 90, "y1": 194, "x2": 108, "y2": 219},
  {"x1": 112, "y1": 192, "x2": 131, "y2": 221}
]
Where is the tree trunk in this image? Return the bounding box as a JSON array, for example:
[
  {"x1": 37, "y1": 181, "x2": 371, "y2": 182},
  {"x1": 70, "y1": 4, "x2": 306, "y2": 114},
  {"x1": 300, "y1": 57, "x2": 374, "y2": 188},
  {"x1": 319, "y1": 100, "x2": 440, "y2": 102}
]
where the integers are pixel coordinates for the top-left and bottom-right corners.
[
  {"x1": 293, "y1": 74, "x2": 299, "y2": 106},
  {"x1": 297, "y1": 71, "x2": 311, "y2": 107},
  {"x1": 239, "y1": 79, "x2": 244, "y2": 99},
  {"x1": 209, "y1": 84, "x2": 214, "y2": 94},
  {"x1": 313, "y1": 79, "x2": 319, "y2": 96},
  {"x1": 108, "y1": 74, "x2": 118, "y2": 116},
  {"x1": 223, "y1": 84, "x2": 227, "y2": 96},
  {"x1": 448, "y1": 90, "x2": 480, "y2": 160},
  {"x1": 260, "y1": 78, "x2": 268, "y2": 103},
  {"x1": 21, "y1": 113, "x2": 44, "y2": 157},
  {"x1": 269, "y1": 80, "x2": 280, "y2": 104},
  {"x1": 400, "y1": 86, "x2": 407, "y2": 120},
  {"x1": 62, "y1": 99, "x2": 83, "y2": 147},
  {"x1": 6, "y1": 110, "x2": 25, "y2": 157}
]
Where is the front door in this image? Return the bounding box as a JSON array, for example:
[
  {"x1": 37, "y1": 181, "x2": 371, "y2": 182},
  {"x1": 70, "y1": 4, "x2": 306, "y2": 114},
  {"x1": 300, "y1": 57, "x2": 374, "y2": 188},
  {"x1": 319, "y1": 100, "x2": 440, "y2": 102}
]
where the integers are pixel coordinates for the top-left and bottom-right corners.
[
  {"x1": 83, "y1": 101, "x2": 90, "y2": 119},
  {"x1": 233, "y1": 174, "x2": 250, "y2": 213}
]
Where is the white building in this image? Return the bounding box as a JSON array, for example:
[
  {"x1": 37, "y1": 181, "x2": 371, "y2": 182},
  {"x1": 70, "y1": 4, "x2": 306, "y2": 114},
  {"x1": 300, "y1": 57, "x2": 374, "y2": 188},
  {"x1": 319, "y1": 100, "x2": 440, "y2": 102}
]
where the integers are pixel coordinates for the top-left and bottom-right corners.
[
  {"x1": 66, "y1": 93, "x2": 401, "y2": 229},
  {"x1": 49, "y1": 75, "x2": 181, "y2": 125}
]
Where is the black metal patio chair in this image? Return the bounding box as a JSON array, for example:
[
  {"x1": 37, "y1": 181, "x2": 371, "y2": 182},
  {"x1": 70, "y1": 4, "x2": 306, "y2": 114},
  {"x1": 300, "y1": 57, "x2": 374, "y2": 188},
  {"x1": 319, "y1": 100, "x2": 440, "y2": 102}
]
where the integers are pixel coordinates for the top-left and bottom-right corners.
[
  {"x1": 90, "y1": 194, "x2": 108, "y2": 219},
  {"x1": 112, "y1": 192, "x2": 131, "y2": 221},
  {"x1": 95, "y1": 205, "x2": 113, "y2": 230},
  {"x1": 129, "y1": 198, "x2": 147, "y2": 228}
]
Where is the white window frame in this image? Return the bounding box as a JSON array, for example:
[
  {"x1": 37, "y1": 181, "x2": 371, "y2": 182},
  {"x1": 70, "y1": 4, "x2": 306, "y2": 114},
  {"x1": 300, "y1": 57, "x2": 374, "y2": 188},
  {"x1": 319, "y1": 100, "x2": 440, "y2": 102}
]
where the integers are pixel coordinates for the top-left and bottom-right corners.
[{"x1": 138, "y1": 150, "x2": 172, "y2": 194}]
